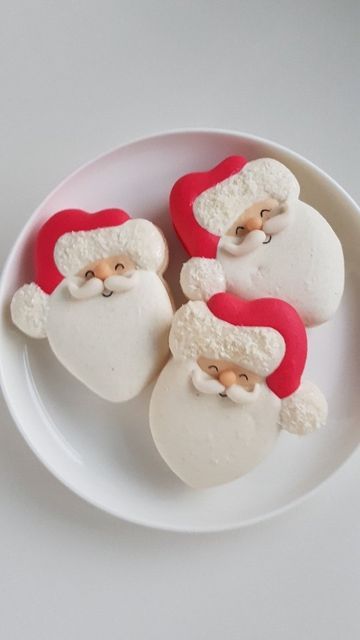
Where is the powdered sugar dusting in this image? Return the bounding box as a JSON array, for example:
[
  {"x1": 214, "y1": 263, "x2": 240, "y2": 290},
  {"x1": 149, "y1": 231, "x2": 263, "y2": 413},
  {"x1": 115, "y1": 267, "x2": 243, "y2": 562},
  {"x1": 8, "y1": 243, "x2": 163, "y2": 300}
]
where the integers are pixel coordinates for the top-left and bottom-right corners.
[
  {"x1": 180, "y1": 257, "x2": 226, "y2": 301},
  {"x1": 54, "y1": 219, "x2": 166, "y2": 275},
  {"x1": 194, "y1": 158, "x2": 300, "y2": 236},
  {"x1": 280, "y1": 380, "x2": 328, "y2": 434},
  {"x1": 169, "y1": 301, "x2": 285, "y2": 376},
  {"x1": 10, "y1": 283, "x2": 49, "y2": 338}
]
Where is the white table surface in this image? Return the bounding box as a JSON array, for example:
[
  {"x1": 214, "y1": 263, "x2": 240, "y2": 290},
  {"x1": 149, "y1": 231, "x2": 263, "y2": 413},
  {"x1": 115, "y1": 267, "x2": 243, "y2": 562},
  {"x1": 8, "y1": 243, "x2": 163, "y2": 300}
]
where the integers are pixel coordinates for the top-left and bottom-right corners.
[{"x1": 1, "y1": 2, "x2": 359, "y2": 638}]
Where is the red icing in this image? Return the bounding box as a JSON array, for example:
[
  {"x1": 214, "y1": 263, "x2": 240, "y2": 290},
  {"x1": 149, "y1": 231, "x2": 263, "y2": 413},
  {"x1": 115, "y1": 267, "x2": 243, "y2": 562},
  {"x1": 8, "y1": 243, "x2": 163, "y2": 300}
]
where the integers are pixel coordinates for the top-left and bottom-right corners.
[
  {"x1": 207, "y1": 293, "x2": 307, "y2": 399},
  {"x1": 169, "y1": 156, "x2": 248, "y2": 259},
  {"x1": 35, "y1": 209, "x2": 131, "y2": 294}
]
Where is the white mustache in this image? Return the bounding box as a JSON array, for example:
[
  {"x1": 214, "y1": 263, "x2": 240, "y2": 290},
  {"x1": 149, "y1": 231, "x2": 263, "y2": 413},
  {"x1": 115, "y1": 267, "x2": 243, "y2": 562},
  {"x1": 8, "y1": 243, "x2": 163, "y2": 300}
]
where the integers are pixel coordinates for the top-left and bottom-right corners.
[
  {"x1": 191, "y1": 367, "x2": 260, "y2": 404},
  {"x1": 67, "y1": 271, "x2": 138, "y2": 299},
  {"x1": 104, "y1": 271, "x2": 138, "y2": 292},
  {"x1": 226, "y1": 383, "x2": 260, "y2": 404},
  {"x1": 67, "y1": 276, "x2": 104, "y2": 300},
  {"x1": 219, "y1": 230, "x2": 266, "y2": 256},
  {"x1": 192, "y1": 367, "x2": 224, "y2": 395},
  {"x1": 262, "y1": 204, "x2": 291, "y2": 235}
]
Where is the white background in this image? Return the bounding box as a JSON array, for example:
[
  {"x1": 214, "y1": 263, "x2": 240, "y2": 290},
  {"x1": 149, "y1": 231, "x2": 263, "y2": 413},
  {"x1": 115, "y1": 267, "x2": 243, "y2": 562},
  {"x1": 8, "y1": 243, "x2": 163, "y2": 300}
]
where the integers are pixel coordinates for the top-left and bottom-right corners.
[{"x1": 1, "y1": 1, "x2": 359, "y2": 638}]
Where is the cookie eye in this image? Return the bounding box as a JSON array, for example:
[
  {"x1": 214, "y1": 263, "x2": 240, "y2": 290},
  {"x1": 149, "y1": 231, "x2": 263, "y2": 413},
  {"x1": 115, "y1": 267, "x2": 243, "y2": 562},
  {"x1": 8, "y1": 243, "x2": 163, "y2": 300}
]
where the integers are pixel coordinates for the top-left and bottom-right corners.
[
  {"x1": 239, "y1": 373, "x2": 249, "y2": 381},
  {"x1": 85, "y1": 270, "x2": 95, "y2": 279},
  {"x1": 115, "y1": 263, "x2": 125, "y2": 271},
  {"x1": 260, "y1": 209, "x2": 271, "y2": 218},
  {"x1": 235, "y1": 226, "x2": 245, "y2": 235},
  {"x1": 208, "y1": 365, "x2": 219, "y2": 373}
]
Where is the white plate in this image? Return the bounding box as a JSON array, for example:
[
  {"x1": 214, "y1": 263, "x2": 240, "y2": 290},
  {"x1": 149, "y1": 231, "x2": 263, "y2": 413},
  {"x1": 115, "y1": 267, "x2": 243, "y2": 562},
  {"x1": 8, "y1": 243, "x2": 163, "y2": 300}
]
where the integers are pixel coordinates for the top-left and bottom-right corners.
[{"x1": 1, "y1": 129, "x2": 359, "y2": 533}]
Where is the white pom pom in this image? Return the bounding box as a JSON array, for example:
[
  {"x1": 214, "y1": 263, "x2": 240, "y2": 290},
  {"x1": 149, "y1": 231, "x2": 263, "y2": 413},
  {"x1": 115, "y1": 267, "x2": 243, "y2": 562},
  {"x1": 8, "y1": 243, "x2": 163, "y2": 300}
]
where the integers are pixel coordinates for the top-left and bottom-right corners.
[
  {"x1": 180, "y1": 258, "x2": 226, "y2": 301},
  {"x1": 279, "y1": 381, "x2": 328, "y2": 435},
  {"x1": 10, "y1": 283, "x2": 49, "y2": 339}
]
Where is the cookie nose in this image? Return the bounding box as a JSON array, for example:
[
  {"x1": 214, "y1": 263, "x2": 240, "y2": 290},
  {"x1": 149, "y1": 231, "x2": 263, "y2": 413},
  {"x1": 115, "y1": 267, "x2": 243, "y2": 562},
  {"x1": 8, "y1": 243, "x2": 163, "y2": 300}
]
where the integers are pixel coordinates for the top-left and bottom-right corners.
[
  {"x1": 95, "y1": 261, "x2": 113, "y2": 281},
  {"x1": 244, "y1": 217, "x2": 263, "y2": 232},
  {"x1": 218, "y1": 370, "x2": 237, "y2": 388}
]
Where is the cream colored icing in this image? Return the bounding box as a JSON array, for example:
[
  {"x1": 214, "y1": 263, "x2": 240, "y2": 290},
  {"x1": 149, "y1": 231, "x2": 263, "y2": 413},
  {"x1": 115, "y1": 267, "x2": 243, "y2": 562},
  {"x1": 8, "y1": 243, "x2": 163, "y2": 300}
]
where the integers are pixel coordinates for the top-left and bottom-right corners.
[
  {"x1": 10, "y1": 283, "x2": 49, "y2": 339},
  {"x1": 150, "y1": 358, "x2": 281, "y2": 488},
  {"x1": 169, "y1": 301, "x2": 285, "y2": 376},
  {"x1": 55, "y1": 219, "x2": 166, "y2": 276},
  {"x1": 193, "y1": 158, "x2": 300, "y2": 236},
  {"x1": 217, "y1": 201, "x2": 344, "y2": 327},
  {"x1": 180, "y1": 258, "x2": 226, "y2": 301},
  {"x1": 280, "y1": 381, "x2": 328, "y2": 434},
  {"x1": 46, "y1": 270, "x2": 173, "y2": 401},
  {"x1": 180, "y1": 257, "x2": 225, "y2": 301}
]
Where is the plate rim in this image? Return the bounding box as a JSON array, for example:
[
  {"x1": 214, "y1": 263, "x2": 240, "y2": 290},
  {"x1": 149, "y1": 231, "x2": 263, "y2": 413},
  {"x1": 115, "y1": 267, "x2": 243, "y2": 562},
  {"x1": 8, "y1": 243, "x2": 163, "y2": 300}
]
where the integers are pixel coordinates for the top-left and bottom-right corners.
[{"x1": 1, "y1": 127, "x2": 359, "y2": 533}]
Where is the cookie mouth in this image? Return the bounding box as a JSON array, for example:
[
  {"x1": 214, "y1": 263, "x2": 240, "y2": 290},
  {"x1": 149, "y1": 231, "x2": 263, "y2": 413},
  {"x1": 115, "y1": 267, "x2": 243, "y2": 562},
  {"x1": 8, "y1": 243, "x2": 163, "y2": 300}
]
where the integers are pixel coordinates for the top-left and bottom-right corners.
[
  {"x1": 262, "y1": 235, "x2": 272, "y2": 245},
  {"x1": 219, "y1": 392, "x2": 227, "y2": 398},
  {"x1": 102, "y1": 290, "x2": 113, "y2": 298}
]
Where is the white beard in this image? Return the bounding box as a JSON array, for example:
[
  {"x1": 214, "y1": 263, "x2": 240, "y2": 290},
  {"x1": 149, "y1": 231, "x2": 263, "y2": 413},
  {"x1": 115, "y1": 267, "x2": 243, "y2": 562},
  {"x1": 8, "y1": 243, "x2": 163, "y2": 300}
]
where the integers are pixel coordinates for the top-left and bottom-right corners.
[
  {"x1": 150, "y1": 359, "x2": 281, "y2": 488},
  {"x1": 217, "y1": 201, "x2": 344, "y2": 326},
  {"x1": 46, "y1": 270, "x2": 173, "y2": 402}
]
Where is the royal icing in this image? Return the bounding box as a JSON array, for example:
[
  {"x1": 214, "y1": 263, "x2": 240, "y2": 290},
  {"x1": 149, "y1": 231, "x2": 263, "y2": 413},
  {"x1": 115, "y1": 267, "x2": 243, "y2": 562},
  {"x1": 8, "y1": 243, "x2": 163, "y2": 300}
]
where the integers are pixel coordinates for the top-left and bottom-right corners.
[
  {"x1": 150, "y1": 294, "x2": 327, "y2": 488},
  {"x1": 47, "y1": 271, "x2": 173, "y2": 401},
  {"x1": 150, "y1": 358, "x2": 281, "y2": 489},
  {"x1": 169, "y1": 301, "x2": 286, "y2": 379},
  {"x1": 193, "y1": 158, "x2": 299, "y2": 236},
  {"x1": 217, "y1": 200, "x2": 344, "y2": 327},
  {"x1": 11, "y1": 209, "x2": 173, "y2": 402},
  {"x1": 170, "y1": 156, "x2": 344, "y2": 327}
]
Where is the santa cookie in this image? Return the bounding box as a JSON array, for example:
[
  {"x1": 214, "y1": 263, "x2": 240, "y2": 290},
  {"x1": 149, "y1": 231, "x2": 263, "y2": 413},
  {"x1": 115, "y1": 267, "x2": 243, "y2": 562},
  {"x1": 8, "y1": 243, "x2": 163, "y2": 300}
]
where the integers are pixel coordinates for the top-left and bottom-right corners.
[
  {"x1": 11, "y1": 209, "x2": 173, "y2": 402},
  {"x1": 150, "y1": 288, "x2": 327, "y2": 489},
  {"x1": 170, "y1": 156, "x2": 344, "y2": 326}
]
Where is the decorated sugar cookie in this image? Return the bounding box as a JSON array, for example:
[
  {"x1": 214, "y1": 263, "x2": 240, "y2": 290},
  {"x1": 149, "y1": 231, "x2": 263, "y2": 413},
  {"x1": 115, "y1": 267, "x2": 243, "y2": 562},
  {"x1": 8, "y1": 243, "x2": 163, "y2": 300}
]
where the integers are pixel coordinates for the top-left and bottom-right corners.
[
  {"x1": 11, "y1": 209, "x2": 173, "y2": 402},
  {"x1": 150, "y1": 286, "x2": 327, "y2": 489},
  {"x1": 170, "y1": 156, "x2": 344, "y2": 326}
]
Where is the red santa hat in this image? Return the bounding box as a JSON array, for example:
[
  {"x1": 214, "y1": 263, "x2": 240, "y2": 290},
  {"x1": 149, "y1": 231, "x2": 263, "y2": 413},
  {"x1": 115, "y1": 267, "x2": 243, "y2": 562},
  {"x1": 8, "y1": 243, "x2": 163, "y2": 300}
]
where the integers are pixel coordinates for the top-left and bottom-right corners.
[
  {"x1": 170, "y1": 156, "x2": 300, "y2": 258},
  {"x1": 10, "y1": 208, "x2": 167, "y2": 338},
  {"x1": 170, "y1": 293, "x2": 327, "y2": 433}
]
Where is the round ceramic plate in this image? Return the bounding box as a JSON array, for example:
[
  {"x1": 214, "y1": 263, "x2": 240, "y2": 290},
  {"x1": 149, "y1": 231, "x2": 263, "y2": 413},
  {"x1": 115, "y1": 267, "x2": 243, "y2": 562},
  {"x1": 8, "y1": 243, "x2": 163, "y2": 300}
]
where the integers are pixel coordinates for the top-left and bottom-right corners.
[{"x1": 1, "y1": 130, "x2": 359, "y2": 533}]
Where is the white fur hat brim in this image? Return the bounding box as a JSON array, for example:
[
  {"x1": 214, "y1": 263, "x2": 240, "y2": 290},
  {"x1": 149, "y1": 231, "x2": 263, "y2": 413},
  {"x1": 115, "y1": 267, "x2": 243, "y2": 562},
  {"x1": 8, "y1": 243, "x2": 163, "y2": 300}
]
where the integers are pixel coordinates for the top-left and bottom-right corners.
[
  {"x1": 280, "y1": 381, "x2": 328, "y2": 434},
  {"x1": 54, "y1": 219, "x2": 167, "y2": 276},
  {"x1": 193, "y1": 158, "x2": 300, "y2": 236},
  {"x1": 169, "y1": 301, "x2": 285, "y2": 376},
  {"x1": 10, "y1": 283, "x2": 49, "y2": 338}
]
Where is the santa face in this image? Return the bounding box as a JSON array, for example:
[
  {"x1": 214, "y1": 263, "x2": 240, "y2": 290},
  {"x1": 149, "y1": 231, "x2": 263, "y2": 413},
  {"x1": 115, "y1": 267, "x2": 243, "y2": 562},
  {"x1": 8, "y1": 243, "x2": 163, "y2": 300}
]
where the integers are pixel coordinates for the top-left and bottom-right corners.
[
  {"x1": 46, "y1": 264, "x2": 173, "y2": 402},
  {"x1": 66, "y1": 253, "x2": 138, "y2": 300},
  {"x1": 221, "y1": 197, "x2": 280, "y2": 255},
  {"x1": 217, "y1": 200, "x2": 344, "y2": 326},
  {"x1": 171, "y1": 157, "x2": 344, "y2": 327},
  {"x1": 78, "y1": 253, "x2": 136, "y2": 287},
  {"x1": 195, "y1": 356, "x2": 261, "y2": 401},
  {"x1": 150, "y1": 358, "x2": 281, "y2": 489}
]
